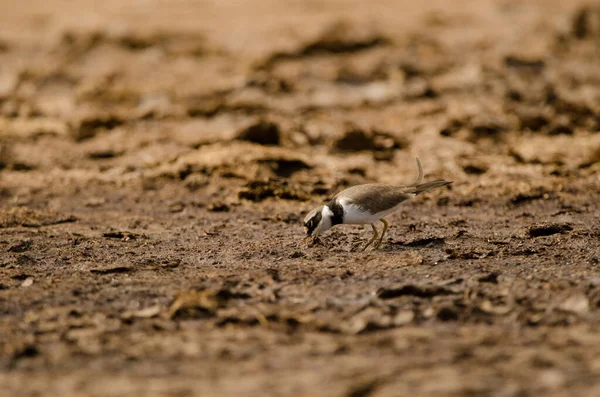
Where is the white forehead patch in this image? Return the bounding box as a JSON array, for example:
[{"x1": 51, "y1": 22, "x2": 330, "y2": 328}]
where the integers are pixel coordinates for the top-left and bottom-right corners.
[{"x1": 304, "y1": 206, "x2": 323, "y2": 223}]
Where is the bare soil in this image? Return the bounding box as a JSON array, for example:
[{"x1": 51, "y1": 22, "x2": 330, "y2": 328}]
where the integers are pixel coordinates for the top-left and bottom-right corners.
[{"x1": 1, "y1": 1, "x2": 600, "y2": 396}]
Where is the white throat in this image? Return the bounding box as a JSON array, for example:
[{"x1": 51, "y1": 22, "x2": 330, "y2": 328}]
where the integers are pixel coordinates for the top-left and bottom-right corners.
[{"x1": 314, "y1": 205, "x2": 334, "y2": 236}]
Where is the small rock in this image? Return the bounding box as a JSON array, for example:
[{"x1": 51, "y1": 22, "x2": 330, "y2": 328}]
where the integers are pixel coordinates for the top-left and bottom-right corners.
[
  {"x1": 392, "y1": 310, "x2": 415, "y2": 326},
  {"x1": 122, "y1": 305, "x2": 162, "y2": 319},
  {"x1": 479, "y1": 300, "x2": 512, "y2": 315},
  {"x1": 21, "y1": 277, "x2": 33, "y2": 287},
  {"x1": 558, "y1": 294, "x2": 589, "y2": 314}
]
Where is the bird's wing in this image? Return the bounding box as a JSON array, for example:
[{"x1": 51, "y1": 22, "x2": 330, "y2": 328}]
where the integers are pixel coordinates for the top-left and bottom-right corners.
[{"x1": 335, "y1": 184, "x2": 415, "y2": 214}]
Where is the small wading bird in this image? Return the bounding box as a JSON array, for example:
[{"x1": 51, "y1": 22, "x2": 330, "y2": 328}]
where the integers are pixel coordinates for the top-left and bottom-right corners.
[{"x1": 304, "y1": 158, "x2": 452, "y2": 250}]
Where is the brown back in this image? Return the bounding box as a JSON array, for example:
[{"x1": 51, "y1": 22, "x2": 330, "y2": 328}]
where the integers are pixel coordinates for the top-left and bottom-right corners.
[{"x1": 332, "y1": 184, "x2": 415, "y2": 214}]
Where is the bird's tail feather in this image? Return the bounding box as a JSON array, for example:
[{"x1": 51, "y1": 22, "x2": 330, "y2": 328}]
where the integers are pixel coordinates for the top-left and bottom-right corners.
[
  {"x1": 404, "y1": 157, "x2": 452, "y2": 193},
  {"x1": 407, "y1": 158, "x2": 424, "y2": 187},
  {"x1": 414, "y1": 180, "x2": 452, "y2": 194}
]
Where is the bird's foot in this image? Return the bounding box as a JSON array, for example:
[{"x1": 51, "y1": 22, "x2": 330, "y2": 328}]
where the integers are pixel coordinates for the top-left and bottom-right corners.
[{"x1": 304, "y1": 236, "x2": 321, "y2": 247}]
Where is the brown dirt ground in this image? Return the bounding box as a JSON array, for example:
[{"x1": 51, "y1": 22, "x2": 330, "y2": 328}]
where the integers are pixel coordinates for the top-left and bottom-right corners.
[{"x1": 1, "y1": 0, "x2": 600, "y2": 396}]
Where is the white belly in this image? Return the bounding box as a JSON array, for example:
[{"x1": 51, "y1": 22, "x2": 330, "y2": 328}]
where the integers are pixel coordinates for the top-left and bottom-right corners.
[{"x1": 340, "y1": 200, "x2": 404, "y2": 225}]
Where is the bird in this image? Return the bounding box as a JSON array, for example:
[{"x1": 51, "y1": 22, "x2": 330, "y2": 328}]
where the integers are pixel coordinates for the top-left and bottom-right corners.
[{"x1": 303, "y1": 158, "x2": 452, "y2": 250}]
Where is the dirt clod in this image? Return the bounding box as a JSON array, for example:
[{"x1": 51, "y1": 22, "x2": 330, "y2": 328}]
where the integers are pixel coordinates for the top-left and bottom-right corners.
[
  {"x1": 90, "y1": 265, "x2": 134, "y2": 274},
  {"x1": 11, "y1": 344, "x2": 40, "y2": 360},
  {"x1": 437, "y1": 305, "x2": 460, "y2": 321},
  {"x1": 71, "y1": 113, "x2": 124, "y2": 141},
  {"x1": 331, "y1": 126, "x2": 407, "y2": 154},
  {"x1": 573, "y1": 6, "x2": 600, "y2": 39},
  {"x1": 527, "y1": 223, "x2": 573, "y2": 238},
  {"x1": 505, "y1": 55, "x2": 546, "y2": 71},
  {"x1": 401, "y1": 237, "x2": 446, "y2": 247},
  {"x1": 169, "y1": 288, "x2": 250, "y2": 320},
  {"x1": 236, "y1": 120, "x2": 281, "y2": 146},
  {"x1": 377, "y1": 284, "x2": 456, "y2": 299},
  {"x1": 238, "y1": 178, "x2": 308, "y2": 201},
  {"x1": 207, "y1": 202, "x2": 231, "y2": 212},
  {"x1": 478, "y1": 272, "x2": 500, "y2": 284},
  {"x1": 102, "y1": 231, "x2": 139, "y2": 241},
  {"x1": 0, "y1": 208, "x2": 77, "y2": 228},
  {"x1": 7, "y1": 239, "x2": 32, "y2": 253}
]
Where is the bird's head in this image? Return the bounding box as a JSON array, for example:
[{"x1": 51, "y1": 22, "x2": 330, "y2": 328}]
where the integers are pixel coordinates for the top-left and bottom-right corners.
[{"x1": 303, "y1": 205, "x2": 333, "y2": 240}]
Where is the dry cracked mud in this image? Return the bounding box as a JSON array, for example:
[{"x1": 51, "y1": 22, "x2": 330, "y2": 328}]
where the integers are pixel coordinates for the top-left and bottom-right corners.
[{"x1": 1, "y1": 1, "x2": 600, "y2": 396}]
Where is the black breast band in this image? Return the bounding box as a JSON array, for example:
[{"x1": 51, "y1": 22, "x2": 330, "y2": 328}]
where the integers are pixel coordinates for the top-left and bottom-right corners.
[{"x1": 328, "y1": 200, "x2": 344, "y2": 226}]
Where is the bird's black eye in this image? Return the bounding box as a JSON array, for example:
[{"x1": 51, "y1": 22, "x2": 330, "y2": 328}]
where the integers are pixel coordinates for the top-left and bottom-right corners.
[{"x1": 304, "y1": 220, "x2": 313, "y2": 235}]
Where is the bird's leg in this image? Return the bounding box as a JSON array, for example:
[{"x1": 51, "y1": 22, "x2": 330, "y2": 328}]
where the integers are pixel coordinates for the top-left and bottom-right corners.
[
  {"x1": 361, "y1": 224, "x2": 379, "y2": 251},
  {"x1": 374, "y1": 219, "x2": 389, "y2": 249}
]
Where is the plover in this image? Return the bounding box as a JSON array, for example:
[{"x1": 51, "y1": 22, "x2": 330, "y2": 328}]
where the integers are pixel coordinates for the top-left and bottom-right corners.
[{"x1": 304, "y1": 158, "x2": 451, "y2": 250}]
